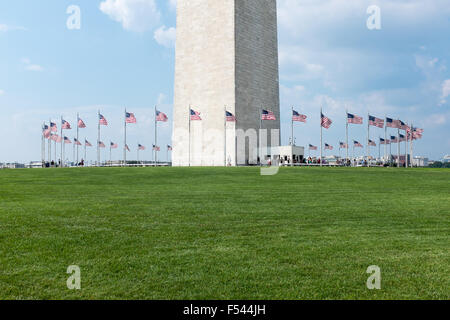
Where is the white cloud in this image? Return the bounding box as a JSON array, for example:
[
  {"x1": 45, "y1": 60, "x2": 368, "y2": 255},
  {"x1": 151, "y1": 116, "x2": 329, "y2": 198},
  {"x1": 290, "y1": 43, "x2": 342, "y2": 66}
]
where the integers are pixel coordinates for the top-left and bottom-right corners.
[
  {"x1": 0, "y1": 24, "x2": 26, "y2": 32},
  {"x1": 99, "y1": 0, "x2": 161, "y2": 32},
  {"x1": 0, "y1": 90, "x2": 4, "y2": 95},
  {"x1": 440, "y1": 80, "x2": 450, "y2": 105},
  {"x1": 21, "y1": 58, "x2": 44, "y2": 72},
  {"x1": 168, "y1": 0, "x2": 176, "y2": 10},
  {"x1": 154, "y1": 25, "x2": 176, "y2": 48}
]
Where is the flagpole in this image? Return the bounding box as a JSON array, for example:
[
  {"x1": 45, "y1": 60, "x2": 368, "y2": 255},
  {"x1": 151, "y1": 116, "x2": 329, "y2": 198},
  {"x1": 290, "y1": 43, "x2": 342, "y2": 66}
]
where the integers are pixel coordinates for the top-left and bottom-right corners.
[
  {"x1": 188, "y1": 105, "x2": 191, "y2": 167},
  {"x1": 410, "y1": 123, "x2": 414, "y2": 168},
  {"x1": 384, "y1": 115, "x2": 387, "y2": 164},
  {"x1": 405, "y1": 123, "x2": 409, "y2": 168},
  {"x1": 155, "y1": 106, "x2": 157, "y2": 167},
  {"x1": 72, "y1": 141, "x2": 75, "y2": 166},
  {"x1": 41, "y1": 123, "x2": 45, "y2": 166},
  {"x1": 137, "y1": 145, "x2": 139, "y2": 164},
  {"x1": 97, "y1": 110, "x2": 100, "y2": 166},
  {"x1": 367, "y1": 111, "x2": 370, "y2": 167},
  {"x1": 84, "y1": 138, "x2": 87, "y2": 165},
  {"x1": 320, "y1": 108, "x2": 323, "y2": 167},
  {"x1": 224, "y1": 106, "x2": 227, "y2": 167},
  {"x1": 378, "y1": 136, "x2": 381, "y2": 161},
  {"x1": 259, "y1": 107, "x2": 262, "y2": 166},
  {"x1": 291, "y1": 107, "x2": 294, "y2": 167},
  {"x1": 60, "y1": 116, "x2": 63, "y2": 168},
  {"x1": 346, "y1": 108, "x2": 349, "y2": 165},
  {"x1": 397, "y1": 124, "x2": 400, "y2": 168},
  {"x1": 124, "y1": 108, "x2": 127, "y2": 166},
  {"x1": 76, "y1": 113, "x2": 79, "y2": 165},
  {"x1": 48, "y1": 118, "x2": 52, "y2": 162},
  {"x1": 291, "y1": 107, "x2": 294, "y2": 146}
]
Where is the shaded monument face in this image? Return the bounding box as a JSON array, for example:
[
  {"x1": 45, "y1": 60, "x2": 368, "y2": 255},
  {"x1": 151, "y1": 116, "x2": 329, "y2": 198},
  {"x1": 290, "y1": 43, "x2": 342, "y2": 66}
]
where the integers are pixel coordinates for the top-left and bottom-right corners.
[{"x1": 172, "y1": 0, "x2": 280, "y2": 166}]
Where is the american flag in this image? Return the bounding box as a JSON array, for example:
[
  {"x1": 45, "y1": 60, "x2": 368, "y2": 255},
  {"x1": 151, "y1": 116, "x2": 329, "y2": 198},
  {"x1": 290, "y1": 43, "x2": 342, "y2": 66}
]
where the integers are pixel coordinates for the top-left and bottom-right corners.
[
  {"x1": 64, "y1": 136, "x2": 72, "y2": 144},
  {"x1": 309, "y1": 144, "x2": 318, "y2": 150},
  {"x1": 399, "y1": 134, "x2": 406, "y2": 142},
  {"x1": 390, "y1": 136, "x2": 398, "y2": 143},
  {"x1": 74, "y1": 138, "x2": 82, "y2": 146},
  {"x1": 292, "y1": 110, "x2": 307, "y2": 122},
  {"x1": 98, "y1": 141, "x2": 106, "y2": 148},
  {"x1": 347, "y1": 113, "x2": 363, "y2": 124},
  {"x1": 78, "y1": 117, "x2": 86, "y2": 128},
  {"x1": 368, "y1": 139, "x2": 377, "y2": 146},
  {"x1": 85, "y1": 139, "x2": 93, "y2": 147},
  {"x1": 369, "y1": 115, "x2": 384, "y2": 128},
  {"x1": 354, "y1": 140, "x2": 363, "y2": 148},
  {"x1": 325, "y1": 143, "x2": 333, "y2": 150},
  {"x1": 226, "y1": 111, "x2": 236, "y2": 122},
  {"x1": 52, "y1": 135, "x2": 62, "y2": 143},
  {"x1": 399, "y1": 120, "x2": 409, "y2": 131},
  {"x1": 50, "y1": 122, "x2": 57, "y2": 132},
  {"x1": 152, "y1": 145, "x2": 160, "y2": 151},
  {"x1": 110, "y1": 142, "x2": 118, "y2": 149},
  {"x1": 126, "y1": 112, "x2": 137, "y2": 124},
  {"x1": 340, "y1": 142, "x2": 348, "y2": 149},
  {"x1": 138, "y1": 144, "x2": 146, "y2": 151},
  {"x1": 380, "y1": 138, "x2": 390, "y2": 145},
  {"x1": 156, "y1": 110, "x2": 168, "y2": 122},
  {"x1": 411, "y1": 127, "x2": 424, "y2": 140},
  {"x1": 321, "y1": 113, "x2": 332, "y2": 129},
  {"x1": 99, "y1": 114, "x2": 108, "y2": 126},
  {"x1": 167, "y1": 145, "x2": 173, "y2": 151},
  {"x1": 62, "y1": 120, "x2": 71, "y2": 130},
  {"x1": 43, "y1": 125, "x2": 51, "y2": 138},
  {"x1": 262, "y1": 109, "x2": 276, "y2": 120},
  {"x1": 386, "y1": 117, "x2": 401, "y2": 129},
  {"x1": 190, "y1": 109, "x2": 202, "y2": 121},
  {"x1": 125, "y1": 144, "x2": 130, "y2": 152}
]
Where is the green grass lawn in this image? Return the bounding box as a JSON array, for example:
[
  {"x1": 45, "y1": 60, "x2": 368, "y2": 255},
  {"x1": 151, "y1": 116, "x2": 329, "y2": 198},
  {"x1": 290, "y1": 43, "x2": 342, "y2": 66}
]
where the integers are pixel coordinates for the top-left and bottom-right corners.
[{"x1": 0, "y1": 167, "x2": 448, "y2": 300}]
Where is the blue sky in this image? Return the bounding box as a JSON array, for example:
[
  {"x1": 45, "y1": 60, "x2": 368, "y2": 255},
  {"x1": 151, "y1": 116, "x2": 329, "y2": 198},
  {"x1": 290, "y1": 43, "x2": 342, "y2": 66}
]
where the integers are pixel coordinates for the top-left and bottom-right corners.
[{"x1": 1, "y1": 0, "x2": 449, "y2": 162}]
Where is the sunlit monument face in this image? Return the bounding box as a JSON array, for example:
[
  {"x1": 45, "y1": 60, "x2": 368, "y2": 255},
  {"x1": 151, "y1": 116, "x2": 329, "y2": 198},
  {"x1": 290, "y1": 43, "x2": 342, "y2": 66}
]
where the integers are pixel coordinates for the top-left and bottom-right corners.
[{"x1": 172, "y1": 0, "x2": 281, "y2": 166}]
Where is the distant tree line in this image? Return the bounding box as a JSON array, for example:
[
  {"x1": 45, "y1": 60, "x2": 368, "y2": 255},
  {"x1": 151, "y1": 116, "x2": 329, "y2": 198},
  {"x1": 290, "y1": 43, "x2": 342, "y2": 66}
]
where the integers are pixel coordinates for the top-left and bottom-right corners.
[{"x1": 429, "y1": 161, "x2": 450, "y2": 168}]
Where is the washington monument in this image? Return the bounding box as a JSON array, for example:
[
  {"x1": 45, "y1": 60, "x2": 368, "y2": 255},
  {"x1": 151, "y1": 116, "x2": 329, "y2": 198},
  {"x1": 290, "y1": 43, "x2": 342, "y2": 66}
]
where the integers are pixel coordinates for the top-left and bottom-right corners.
[{"x1": 172, "y1": 0, "x2": 281, "y2": 166}]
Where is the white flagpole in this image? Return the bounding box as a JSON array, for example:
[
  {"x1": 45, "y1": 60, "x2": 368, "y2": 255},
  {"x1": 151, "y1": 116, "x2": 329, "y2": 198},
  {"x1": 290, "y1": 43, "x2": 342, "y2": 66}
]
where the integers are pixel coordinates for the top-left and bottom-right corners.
[
  {"x1": 367, "y1": 112, "x2": 370, "y2": 167},
  {"x1": 410, "y1": 123, "x2": 414, "y2": 167},
  {"x1": 48, "y1": 118, "x2": 52, "y2": 162},
  {"x1": 97, "y1": 110, "x2": 100, "y2": 166},
  {"x1": 41, "y1": 123, "x2": 45, "y2": 166},
  {"x1": 346, "y1": 109, "x2": 349, "y2": 165},
  {"x1": 378, "y1": 136, "x2": 381, "y2": 161},
  {"x1": 384, "y1": 115, "x2": 387, "y2": 164},
  {"x1": 224, "y1": 106, "x2": 227, "y2": 167},
  {"x1": 60, "y1": 116, "x2": 63, "y2": 168},
  {"x1": 397, "y1": 124, "x2": 400, "y2": 168},
  {"x1": 155, "y1": 106, "x2": 157, "y2": 166},
  {"x1": 84, "y1": 138, "x2": 87, "y2": 165},
  {"x1": 76, "y1": 113, "x2": 79, "y2": 165},
  {"x1": 291, "y1": 107, "x2": 294, "y2": 167},
  {"x1": 124, "y1": 108, "x2": 127, "y2": 166},
  {"x1": 260, "y1": 107, "x2": 263, "y2": 166},
  {"x1": 188, "y1": 105, "x2": 191, "y2": 167},
  {"x1": 320, "y1": 108, "x2": 323, "y2": 167},
  {"x1": 405, "y1": 124, "x2": 409, "y2": 168}
]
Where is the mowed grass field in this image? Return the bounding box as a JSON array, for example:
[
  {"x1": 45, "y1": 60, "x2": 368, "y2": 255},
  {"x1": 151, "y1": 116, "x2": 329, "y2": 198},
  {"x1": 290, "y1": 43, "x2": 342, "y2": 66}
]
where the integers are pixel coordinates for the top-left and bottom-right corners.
[{"x1": 0, "y1": 167, "x2": 448, "y2": 300}]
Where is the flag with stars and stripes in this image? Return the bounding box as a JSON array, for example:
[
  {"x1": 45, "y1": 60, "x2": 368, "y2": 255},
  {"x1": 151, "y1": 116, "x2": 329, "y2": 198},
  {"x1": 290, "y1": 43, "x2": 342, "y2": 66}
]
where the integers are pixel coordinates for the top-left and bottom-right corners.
[
  {"x1": 347, "y1": 113, "x2": 363, "y2": 125},
  {"x1": 369, "y1": 116, "x2": 384, "y2": 128},
  {"x1": 262, "y1": 109, "x2": 276, "y2": 120},
  {"x1": 292, "y1": 110, "x2": 307, "y2": 122},
  {"x1": 321, "y1": 113, "x2": 332, "y2": 129}
]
